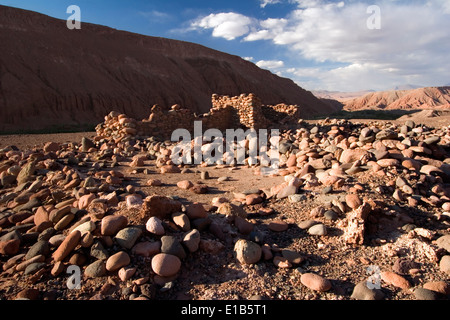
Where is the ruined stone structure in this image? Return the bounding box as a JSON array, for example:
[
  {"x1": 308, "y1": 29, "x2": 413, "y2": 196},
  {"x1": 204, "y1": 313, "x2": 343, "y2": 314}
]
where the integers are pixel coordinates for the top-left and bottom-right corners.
[{"x1": 95, "y1": 94, "x2": 302, "y2": 141}]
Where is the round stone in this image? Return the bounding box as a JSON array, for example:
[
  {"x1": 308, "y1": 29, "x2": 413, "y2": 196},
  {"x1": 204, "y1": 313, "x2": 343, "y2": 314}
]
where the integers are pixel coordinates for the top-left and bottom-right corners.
[
  {"x1": 151, "y1": 253, "x2": 181, "y2": 277},
  {"x1": 300, "y1": 273, "x2": 332, "y2": 292},
  {"x1": 146, "y1": 216, "x2": 165, "y2": 236},
  {"x1": 308, "y1": 224, "x2": 327, "y2": 236},
  {"x1": 106, "y1": 251, "x2": 130, "y2": 272},
  {"x1": 351, "y1": 281, "x2": 384, "y2": 300},
  {"x1": 234, "y1": 239, "x2": 262, "y2": 265},
  {"x1": 101, "y1": 215, "x2": 128, "y2": 236}
]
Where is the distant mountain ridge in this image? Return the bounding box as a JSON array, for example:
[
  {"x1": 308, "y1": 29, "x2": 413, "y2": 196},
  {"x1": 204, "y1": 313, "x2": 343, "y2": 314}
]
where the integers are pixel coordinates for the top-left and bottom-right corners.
[
  {"x1": 343, "y1": 86, "x2": 450, "y2": 111},
  {"x1": 0, "y1": 5, "x2": 337, "y2": 133}
]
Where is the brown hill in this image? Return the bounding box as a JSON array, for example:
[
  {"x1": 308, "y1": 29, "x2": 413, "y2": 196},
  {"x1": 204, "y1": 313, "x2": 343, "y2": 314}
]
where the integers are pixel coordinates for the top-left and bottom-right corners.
[
  {"x1": 343, "y1": 86, "x2": 450, "y2": 111},
  {"x1": 0, "y1": 5, "x2": 337, "y2": 133}
]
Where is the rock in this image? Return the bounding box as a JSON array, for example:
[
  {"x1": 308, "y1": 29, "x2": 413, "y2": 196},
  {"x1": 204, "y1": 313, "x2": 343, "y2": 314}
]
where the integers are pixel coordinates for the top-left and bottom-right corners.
[
  {"x1": 380, "y1": 271, "x2": 411, "y2": 290},
  {"x1": 268, "y1": 220, "x2": 289, "y2": 232},
  {"x1": 420, "y1": 165, "x2": 444, "y2": 176},
  {"x1": 101, "y1": 215, "x2": 128, "y2": 236},
  {"x1": 85, "y1": 260, "x2": 107, "y2": 278},
  {"x1": 90, "y1": 241, "x2": 109, "y2": 260},
  {"x1": 324, "y1": 210, "x2": 338, "y2": 221},
  {"x1": 191, "y1": 184, "x2": 209, "y2": 194},
  {"x1": 182, "y1": 229, "x2": 201, "y2": 253},
  {"x1": 140, "y1": 195, "x2": 182, "y2": 219},
  {"x1": 115, "y1": 227, "x2": 142, "y2": 249},
  {"x1": 118, "y1": 267, "x2": 137, "y2": 282},
  {"x1": 393, "y1": 258, "x2": 419, "y2": 275},
  {"x1": 402, "y1": 159, "x2": 422, "y2": 171},
  {"x1": 146, "y1": 179, "x2": 162, "y2": 186},
  {"x1": 308, "y1": 224, "x2": 327, "y2": 236},
  {"x1": 351, "y1": 280, "x2": 384, "y2": 300},
  {"x1": 161, "y1": 236, "x2": 186, "y2": 259},
  {"x1": 376, "y1": 129, "x2": 398, "y2": 140},
  {"x1": 414, "y1": 287, "x2": 439, "y2": 300},
  {"x1": 300, "y1": 273, "x2": 332, "y2": 292},
  {"x1": 440, "y1": 255, "x2": 450, "y2": 275},
  {"x1": 71, "y1": 220, "x2": 96, "y2": 235},
  {"x1": 377, "y1": 159, "x2": 399, "y2": 167},
  {"x1": 436, "y1": 234, "x2": 450, "y2": 252},
  {"x1": 281, "y1": 249, "x2": 304, "y2": 265},
  {"x1": 160, "y1": 165, "x2": 181, "y2": 174},
  {"x1": 172, "y1": 212, "x2": 190, "y2": 231},
  {"x1": 298, "y1": 220, "x2": 319, "y2": 229},
  {"x1": 185, "y1": 203, "x2": 208, "y2": 219},
  {"x1": 145, "y1": 216, "x2": 165, "y2": 236},
  {"x1": 200, "y1": 171, "x2": 209, "y2": 180},
  {"x1": 340, "y1": 149, "x2": 369, "y2": 164},
  {"x1": 16, "y1": 161, "x2": 36, "y2": 185},
  {"x1": 16, "y1": 288, "x2": 40, "y2": 300},
  {"x1": 345, "y1": 194, "x2": 362, "y2": 210},
  {"x1": 52, "y1": 230, "x2": 81, "y2": 262},
  {"x1": 177, "y1": 180, "x2": 193, "y2": 190},
  {"x1": 132, "y1": 241, "x2": 161, "y2": 257},
  {"x1": 234, "y1": 239, "x2": 262, "y2": 265},
  {"x1": 106, "y1": 251, "x2": 130, "y2": 272},
  {"x1": 423, "y1": 281, "x2": 450, "y2": 295},
  {"x1": 245, "y1": 194, "x2": 263, "y2": 205},
  {"x1": 276, "y1": 184, "x2": 297, "y2": 200},
  {"x1": 25, "y1": 240, "x2": 50, "y2": 260},
  {"x1": 234, "y1": 216, "x2": 254, "y2": 234},
  {"x1": 288, "y1": 194, "x2": 306, "y2": 203},
  {"x1": 0, "y1": 239, "x2": 20, "y2": 255},
  {"x1": 151, "y1": 253, "x2": 181, "y2": 277},
  {"x1": 81, "y1": 137, "x2": 96, "y2": 152}
]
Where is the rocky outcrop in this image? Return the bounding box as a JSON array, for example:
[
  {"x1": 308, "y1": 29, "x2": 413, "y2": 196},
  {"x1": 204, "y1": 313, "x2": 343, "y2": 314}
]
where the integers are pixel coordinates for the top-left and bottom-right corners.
[
  {"x1": 0, "y1": 5, "x2": 337, "y2": 133},
  {"x1": 343, "y1": 87, "x2": 450, "y2": 111}
]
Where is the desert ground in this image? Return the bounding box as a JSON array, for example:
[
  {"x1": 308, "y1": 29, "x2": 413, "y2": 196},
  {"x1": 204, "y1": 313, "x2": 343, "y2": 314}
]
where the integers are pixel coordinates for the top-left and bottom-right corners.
[{"x1": 0, "y1": 115, "x2": 449, "y2": 302}]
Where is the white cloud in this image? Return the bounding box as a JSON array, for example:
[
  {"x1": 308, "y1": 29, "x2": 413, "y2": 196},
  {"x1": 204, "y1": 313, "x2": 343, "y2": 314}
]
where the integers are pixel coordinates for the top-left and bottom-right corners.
[
  {"x1": 189, "y1": 1, "x2": 450, "y2": 91},
  {"x1": 260, "y1": 0, "x2": 282, "y2": 8},
  {"x1": 190, "y1": 12, "x2": 254, "y2": 40},
  {"x1": 256, "y1": 60, "x2": 285, "y2": 71}
]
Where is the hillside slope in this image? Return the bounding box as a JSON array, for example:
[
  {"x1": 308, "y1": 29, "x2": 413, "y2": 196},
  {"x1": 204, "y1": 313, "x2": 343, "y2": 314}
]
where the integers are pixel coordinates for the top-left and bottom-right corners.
[{"x1": 0, "y1": 5, "x2": 337, "y2": 132}]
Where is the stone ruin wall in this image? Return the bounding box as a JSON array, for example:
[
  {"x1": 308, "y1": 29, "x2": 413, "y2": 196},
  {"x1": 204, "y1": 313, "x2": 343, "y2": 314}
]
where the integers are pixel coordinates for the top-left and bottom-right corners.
[{"x1": 95, "y1": 93, "x2": 301, "y2": 142}]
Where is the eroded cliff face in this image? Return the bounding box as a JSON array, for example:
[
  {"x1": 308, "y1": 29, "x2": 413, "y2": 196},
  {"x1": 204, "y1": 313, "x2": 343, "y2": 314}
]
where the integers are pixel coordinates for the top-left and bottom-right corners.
[{"x1": 0, "y1": 5, "x2": 337, "y2": 133}]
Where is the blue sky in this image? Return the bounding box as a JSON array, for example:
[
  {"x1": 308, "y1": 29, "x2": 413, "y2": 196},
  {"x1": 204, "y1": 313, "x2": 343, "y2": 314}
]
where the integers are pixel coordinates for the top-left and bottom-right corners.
[{"x1": 1, "y1": 0, "x2": 450, "y2": 92}]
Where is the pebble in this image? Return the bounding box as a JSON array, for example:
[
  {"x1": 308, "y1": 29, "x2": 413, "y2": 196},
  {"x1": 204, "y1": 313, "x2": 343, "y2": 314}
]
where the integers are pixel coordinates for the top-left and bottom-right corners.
[
  {"x1": 106, "y1": 251, "x2": 130, "y2": 272},
  {"x1": 308, "y1": 224, "x2": 327, "y2": 236},
  {"x1": 185, "y1": 203, "x2": 207, "y2": 219},
  {"x1": 0, "y1": 239, "x2": 20, "y2": 255},
  {"x1": 380, "y1": 271, "x2": 411, "y2": 290},
  {"x1": 151, "y1": 253, "x2": 181, "y2": 277},
  {"x1": 351, "y1": 281, "x2": 384, "y2": 300},
  {"x1": 234, "y1": 239, "x2": 261, "y2": 265},
  {"x1": 423, "y1": 281, "x2": 450, "y2": 295},
  {"x1": 182, "y1": 229, "x2": 201, "y2": 253},
  {"x1": 268, "y1": 220, "x2": 289, "y2": 232},
  {"x1": 85, "y1": 260, "x2": 107, "y2": 278},
  {"x1": 132, "y1": 241, "x2": 161, "y2": 257},
  {"x1": 177, "y1": 180, "x2": 193, "y2": 190},
  {"x1": 146, "y1": 216, "x2": 165, "y2": 236},
  {"x1": 101, "y1": 215, "x2": 128, "y2": 236},
  {"x1": 300, "y1": 273, "x2": 332, "y2": 292},
  {"x1": 345, "y1": 194, "x2": 362, "y2": 209},
  {"x1": 115, "y1": 227, "x2": 143, "y2": 249},
  {"x1": 161, "y1": 236, "x2": 186, "y2": 259},
  {"x1": 171, "y1": 212, "x2": 190, "y2": 231},
  {"x1": 52, "y1": 230, "x2": 81, "y2": 262},
  {"x1": 439, "y1": 255, "x2": 450, "y2": 274},
  {"x1": 436, "y1": 234, "x2": 450, "y2": 252},
  {"x1": 414, "y1": 287, "x2": 439, "y2": 300},
  {"x1": 234, "y1": 216, "x2": 254, "y2": 234},
  {"x1": 297, "y1": 220, "x2": 319, "y2": 229}
]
